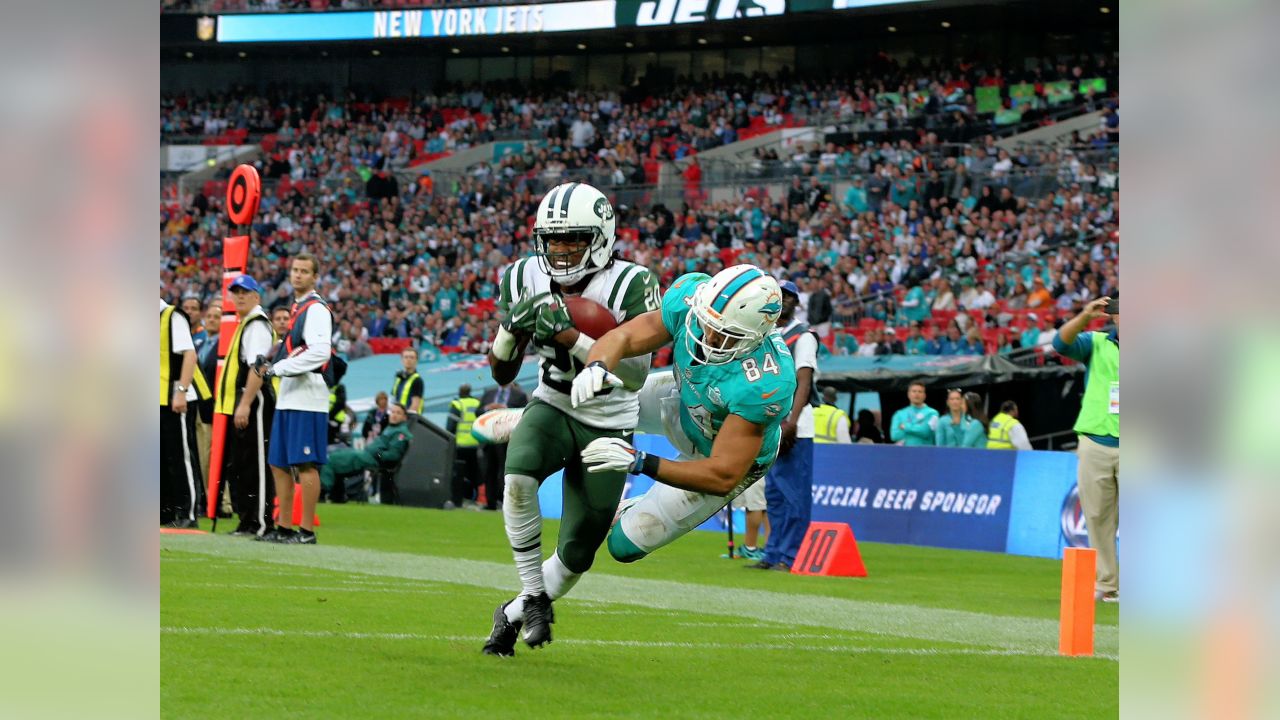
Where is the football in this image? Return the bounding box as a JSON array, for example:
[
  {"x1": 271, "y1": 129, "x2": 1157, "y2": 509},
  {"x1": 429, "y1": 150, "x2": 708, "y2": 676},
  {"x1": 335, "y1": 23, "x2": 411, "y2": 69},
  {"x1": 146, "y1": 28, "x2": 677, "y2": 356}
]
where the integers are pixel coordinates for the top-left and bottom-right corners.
[{"x1": 566, "y1": 296, "x2": 618, "y2": 340}]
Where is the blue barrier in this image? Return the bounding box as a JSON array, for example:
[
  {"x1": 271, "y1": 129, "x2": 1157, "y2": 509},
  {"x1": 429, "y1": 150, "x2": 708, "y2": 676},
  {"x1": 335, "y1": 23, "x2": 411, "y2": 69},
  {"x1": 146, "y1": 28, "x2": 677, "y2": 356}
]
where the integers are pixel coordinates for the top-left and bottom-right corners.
[{"x1": 535, "y1": 438, "x2": 1083, "y2": 559}]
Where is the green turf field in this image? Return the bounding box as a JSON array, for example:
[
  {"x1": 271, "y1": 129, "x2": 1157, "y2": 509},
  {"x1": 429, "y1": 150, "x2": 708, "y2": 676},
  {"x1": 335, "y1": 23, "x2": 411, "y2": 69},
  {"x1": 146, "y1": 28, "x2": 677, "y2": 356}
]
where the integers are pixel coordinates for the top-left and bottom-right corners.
[{"x1": 161, "y1": 504, "x2": 1118, "y2": 719}]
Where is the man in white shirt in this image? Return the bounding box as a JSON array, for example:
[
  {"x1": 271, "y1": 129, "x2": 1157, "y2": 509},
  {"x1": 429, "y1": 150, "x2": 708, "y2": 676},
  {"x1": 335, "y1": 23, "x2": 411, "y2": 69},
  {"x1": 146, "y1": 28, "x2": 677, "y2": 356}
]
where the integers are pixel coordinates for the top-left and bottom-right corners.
[
  {"x1": 750, "y1": 280, "x2": 818, "y2": 572},
  {"x1": 257, "y1": 254, "x2": 333, "y2": 545}
]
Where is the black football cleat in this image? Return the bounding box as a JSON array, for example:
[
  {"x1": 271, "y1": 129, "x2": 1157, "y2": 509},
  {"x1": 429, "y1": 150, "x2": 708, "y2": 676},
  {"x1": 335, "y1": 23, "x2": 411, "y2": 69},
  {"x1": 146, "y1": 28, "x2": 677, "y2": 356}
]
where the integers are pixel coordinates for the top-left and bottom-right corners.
[
  {"x1": 281, "y1": 530, "x2": 317, "y2": 545},
  {"x1": 257, "y1": 527, "x2": 295, "y2": 543},
  {"x1": 481, "y1": 601, "x2": 522, "y2": 657},
  {"x1": 744, "y1": 560, "x2": 774, "y2": 570},
  {"x1": 520, "y1": 592, "x2": 554, "y2": 649}
]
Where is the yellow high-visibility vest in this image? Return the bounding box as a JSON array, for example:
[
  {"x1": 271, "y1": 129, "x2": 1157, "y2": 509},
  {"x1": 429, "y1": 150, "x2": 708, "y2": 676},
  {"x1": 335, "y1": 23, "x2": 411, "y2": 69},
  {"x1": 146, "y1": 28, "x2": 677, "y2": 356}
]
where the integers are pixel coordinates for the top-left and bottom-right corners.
[
  {"x1": 160, "y1": 304, "x2": 211, "y2": 406},
  {"x1": 393, "y1": 371, "x2": 422, "y2": 409},
  {"x1": 986, "y1": 412, "x2": 1021, "y2": 450},
  {"x1": 812, "y1": 403, "x2": 849, "y2": 444},
  {"x1": 451, "y1": 397, "x2": 481, "y2": 447},
  {"x1": 215, "y1": 309, "x2": 274, "y2": 415}
]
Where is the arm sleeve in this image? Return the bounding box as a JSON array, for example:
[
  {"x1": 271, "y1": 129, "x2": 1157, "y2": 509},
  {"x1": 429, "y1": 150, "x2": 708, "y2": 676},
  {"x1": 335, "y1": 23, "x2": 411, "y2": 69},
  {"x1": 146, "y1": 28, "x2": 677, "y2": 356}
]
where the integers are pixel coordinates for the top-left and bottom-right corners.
[
  {"x1": 273, "y1": 304, "x2": 333, "y2": 376},
  {"x1": 965, "y1": 420, "x2": 988, "y2": 448},
  {"x1": 731, "y1": 373, "x2": 796, "y2": 426},
  {"x1": 792, "y1": 332, "x2": 818, "y2": 371},
  {"x1": 239, "y1": 320, "x2": 273, "y2": 363},
  {"x1": 620, "y1": 267, "x2": 663, "y2": 320},
  {"x1": 1010, "y1": 423, "x2": 1032, "y2": 450},
  {"x1": 660, "y1": 273, "x2": 709, "y2": 336},
  {"x1": 1052, "y1": 330, "x2": 1094, "y2": 361},
  {"x1": 836, "y1": 416, "x2": 852, "y2": 444},
  {"x1": 889, "y1": 409, "x2": 906, "y2": 443},
  {"x1": 497, "y1": 261, "x2": 522, "y2": 317},
  {"x1": 906, "y1": 409, "x2": 937, "y2": 440},
  {"x1": 170, "y1": 313, "x2": 195, "y2": 354}
]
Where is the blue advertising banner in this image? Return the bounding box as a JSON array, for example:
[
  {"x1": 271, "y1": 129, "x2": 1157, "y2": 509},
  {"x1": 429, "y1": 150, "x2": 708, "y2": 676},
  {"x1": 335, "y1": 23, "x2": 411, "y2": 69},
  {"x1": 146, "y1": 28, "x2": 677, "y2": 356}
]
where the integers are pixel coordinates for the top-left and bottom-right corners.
[
  {"x1": 809, "y1": 445, "x2": 1015, "y2": 552},
  {"x1": 1004, "y1": 450, "x2": 1079, "y2": 559}
]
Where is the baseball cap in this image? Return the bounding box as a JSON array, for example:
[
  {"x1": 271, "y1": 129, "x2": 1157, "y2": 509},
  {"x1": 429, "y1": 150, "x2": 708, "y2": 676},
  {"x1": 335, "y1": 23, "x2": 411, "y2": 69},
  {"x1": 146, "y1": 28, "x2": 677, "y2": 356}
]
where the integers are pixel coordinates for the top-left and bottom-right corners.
[
  {"x1": 229, "y1": 275, "x2": 262, "y2": 293},
  {"x1": 779, "y1": 280, "x2": 800, "y2": 298}
]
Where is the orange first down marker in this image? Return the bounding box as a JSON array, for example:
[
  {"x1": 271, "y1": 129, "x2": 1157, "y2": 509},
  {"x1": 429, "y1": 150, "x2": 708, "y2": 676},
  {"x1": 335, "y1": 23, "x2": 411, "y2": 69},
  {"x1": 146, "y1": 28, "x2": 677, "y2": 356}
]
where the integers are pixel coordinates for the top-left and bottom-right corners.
[{"x1": 1059, "y1": 547, "x2": 1097, "y2": 656}]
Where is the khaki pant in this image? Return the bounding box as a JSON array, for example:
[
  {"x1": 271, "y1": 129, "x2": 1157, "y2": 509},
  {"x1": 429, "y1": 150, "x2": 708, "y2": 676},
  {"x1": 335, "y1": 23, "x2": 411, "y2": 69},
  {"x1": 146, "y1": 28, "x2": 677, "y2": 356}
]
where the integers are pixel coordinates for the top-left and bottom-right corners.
[{"x1": 1077, "y1": 434, "x2": 1120, "y2": 593}]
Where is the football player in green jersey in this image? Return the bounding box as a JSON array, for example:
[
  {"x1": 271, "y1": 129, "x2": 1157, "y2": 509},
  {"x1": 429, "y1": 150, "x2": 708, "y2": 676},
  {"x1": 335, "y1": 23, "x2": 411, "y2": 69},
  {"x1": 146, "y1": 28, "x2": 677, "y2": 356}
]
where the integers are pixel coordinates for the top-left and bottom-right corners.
[{"x1": 482, "y1": 181, "x2": 661, "y2": 657}]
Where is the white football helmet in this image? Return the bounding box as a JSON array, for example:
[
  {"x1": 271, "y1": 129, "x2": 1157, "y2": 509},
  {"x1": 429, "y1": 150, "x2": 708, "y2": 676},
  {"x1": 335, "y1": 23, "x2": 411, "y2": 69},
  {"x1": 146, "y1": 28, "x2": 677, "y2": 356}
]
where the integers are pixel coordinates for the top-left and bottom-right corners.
[
  {"x1": 685, "y1": 264, "x2": 783, "y2": 365},
  {"x1": 533, "y1": 181, "x2": 617, "y2": 285}
]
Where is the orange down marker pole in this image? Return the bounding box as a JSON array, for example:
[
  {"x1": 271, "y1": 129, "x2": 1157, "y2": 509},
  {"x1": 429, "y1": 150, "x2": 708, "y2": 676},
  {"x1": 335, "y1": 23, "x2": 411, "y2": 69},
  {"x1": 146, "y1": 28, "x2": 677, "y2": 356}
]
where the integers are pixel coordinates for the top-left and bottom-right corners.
[
  {"x1": 1058, "y1": 547, "x2": 1097, "y2": 656},
  {"x1": 206, "y1": 165, "x2": 261, "y2": 524}
]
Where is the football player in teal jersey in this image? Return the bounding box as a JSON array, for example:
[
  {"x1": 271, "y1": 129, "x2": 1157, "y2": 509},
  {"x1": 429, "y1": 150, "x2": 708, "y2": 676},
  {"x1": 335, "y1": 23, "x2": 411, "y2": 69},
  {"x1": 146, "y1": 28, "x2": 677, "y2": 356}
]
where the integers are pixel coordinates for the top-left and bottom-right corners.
[{"x1": 571, "y1": 264, "x2": 797, "y2": 562}]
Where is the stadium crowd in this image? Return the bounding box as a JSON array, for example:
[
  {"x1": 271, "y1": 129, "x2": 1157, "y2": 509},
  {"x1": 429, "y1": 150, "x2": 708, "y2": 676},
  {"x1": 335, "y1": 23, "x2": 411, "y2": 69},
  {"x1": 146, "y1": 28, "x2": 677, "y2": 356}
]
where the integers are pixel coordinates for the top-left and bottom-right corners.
[{"x1": 162, "y1": 68, "x2": 1117, "y2": 361}]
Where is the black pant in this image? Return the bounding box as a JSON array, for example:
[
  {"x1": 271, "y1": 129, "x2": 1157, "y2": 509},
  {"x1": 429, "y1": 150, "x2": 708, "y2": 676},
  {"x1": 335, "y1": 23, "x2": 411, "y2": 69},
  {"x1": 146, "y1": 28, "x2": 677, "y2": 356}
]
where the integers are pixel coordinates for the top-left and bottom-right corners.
[
  {"x1": 451, "y1": 446, "x2": 481, "y2": 505},
  {"x1": 481, "y1": 444, "x2": 507, "y2": 509},
  {"x1": 223, "y1": 390, "x2": 275, "y2": 533},
  {"x1": 160, "y1": 406, "x2": 203, "y2": 524}
]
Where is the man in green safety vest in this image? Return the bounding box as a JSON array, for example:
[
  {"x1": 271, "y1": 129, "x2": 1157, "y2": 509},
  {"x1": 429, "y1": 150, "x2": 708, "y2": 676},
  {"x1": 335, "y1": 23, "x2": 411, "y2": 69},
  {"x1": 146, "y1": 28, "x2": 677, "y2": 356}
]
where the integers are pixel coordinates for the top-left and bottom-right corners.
[
  {"x1": 1053, "y1": 296, "x2": 1120, "y2": 603},
  {"x1": 812, "y1": 387, "x2": 851, "y2": 444},
  {"x1": 391, "y1": 346, "x2": 424, "y2": 414},
  {"x1": 322, "y1": 403, "x2": 413, "y2": 503},
  {"x1": 446, "y1": 384, "x2": 482, "y2": 509},
  {"x1": 986, "y1": 400, "x2": 1031, "y2": 450}
]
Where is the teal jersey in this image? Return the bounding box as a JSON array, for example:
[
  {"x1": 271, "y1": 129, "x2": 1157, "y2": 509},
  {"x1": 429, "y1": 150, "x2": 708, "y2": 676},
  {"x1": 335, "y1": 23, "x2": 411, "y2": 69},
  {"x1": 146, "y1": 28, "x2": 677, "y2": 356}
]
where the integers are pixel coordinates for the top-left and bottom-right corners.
[{"x1": 660, "y1": 273, "x2": 797, "y2": 477}]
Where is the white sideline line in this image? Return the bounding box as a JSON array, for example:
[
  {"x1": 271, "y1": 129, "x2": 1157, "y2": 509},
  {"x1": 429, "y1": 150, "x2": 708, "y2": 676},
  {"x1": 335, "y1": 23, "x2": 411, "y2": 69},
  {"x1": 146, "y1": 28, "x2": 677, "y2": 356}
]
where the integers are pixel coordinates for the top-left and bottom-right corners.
[
  {"x1": 182, "y1": 582, "x2": 449, "y2": 595},
  {"x1": 162, "y1": 625, "x2": 1115, "y2": 660},
  {"x1": 160, "y1": 534, "x2": 1119, "y2": 658}
]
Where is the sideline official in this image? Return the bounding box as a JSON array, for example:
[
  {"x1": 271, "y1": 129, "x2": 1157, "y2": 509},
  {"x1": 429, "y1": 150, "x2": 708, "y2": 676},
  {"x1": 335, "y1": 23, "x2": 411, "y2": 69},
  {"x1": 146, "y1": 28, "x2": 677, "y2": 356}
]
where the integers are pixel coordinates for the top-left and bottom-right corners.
[
  {"x1": 160, "y1": 298, "x2": 212, "y2": 528},
  {"x1": 216, "y1": 276, "x2": 277, "y2": 537},
  {"x1": 446, "y1": 384, "x2": 482, "y2": 509},
  {"x1": 812, "y1": 387, "x2": 852, "y2": 444}
]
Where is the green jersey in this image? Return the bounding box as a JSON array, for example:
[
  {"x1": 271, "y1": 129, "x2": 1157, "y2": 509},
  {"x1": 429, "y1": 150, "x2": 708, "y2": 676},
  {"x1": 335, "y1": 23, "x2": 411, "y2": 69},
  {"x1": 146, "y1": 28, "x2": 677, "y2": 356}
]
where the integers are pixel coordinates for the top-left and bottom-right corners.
[{"x1": 498, "y1": 257, "x2": 660, "y2": 430}]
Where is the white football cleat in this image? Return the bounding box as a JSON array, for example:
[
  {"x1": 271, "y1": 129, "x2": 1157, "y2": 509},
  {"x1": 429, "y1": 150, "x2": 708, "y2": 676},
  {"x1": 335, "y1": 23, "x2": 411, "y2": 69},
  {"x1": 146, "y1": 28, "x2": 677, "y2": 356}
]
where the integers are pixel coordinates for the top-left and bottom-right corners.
[{"x1": 470, "y1": 407, "x2": 526, "y2": 445}]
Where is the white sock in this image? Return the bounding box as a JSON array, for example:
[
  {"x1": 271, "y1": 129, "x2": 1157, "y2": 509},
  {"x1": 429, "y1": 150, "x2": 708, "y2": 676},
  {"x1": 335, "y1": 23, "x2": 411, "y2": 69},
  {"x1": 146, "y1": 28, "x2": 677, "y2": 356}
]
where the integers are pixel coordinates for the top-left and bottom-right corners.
[
  {"x1": 543, "y1": 551, "x2": 583, "y2": 601},
  {"x1": 502, "y1": 473, "x2": 545, "y2": 598},
  {"x1": 505, "y1": 552, "x2": 581, "y2": 623}
]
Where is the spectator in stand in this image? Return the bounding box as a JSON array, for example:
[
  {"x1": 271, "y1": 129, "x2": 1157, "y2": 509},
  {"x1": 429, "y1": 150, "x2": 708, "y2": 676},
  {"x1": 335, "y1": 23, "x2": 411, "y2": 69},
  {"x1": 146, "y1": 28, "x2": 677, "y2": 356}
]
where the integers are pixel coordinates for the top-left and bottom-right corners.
[
  {"x1": 1026, "y1": 276, "x2": 1054, "y2": 310},
  {"x1": 1021, "y1": 314, "x2": 1046, "y2": 351},
  {"x1": 933, "y1": 389, "x2": 987, "y2": 448},
  {"x1": 883, "y1": 327, "x2": 905, "y2": 354},
  {"x1": 938, "y1": 324, "x2": 964, "y2": 355},
  {"x1": 923, "y1": 326, "x2": 944, "y2": 355},
  {"x1": 903, "y1": 322, "x2": 928, "y2": 355},
  {"x1": 856, "y1": 329, "x2": 880, "y2": 357},
  {"x1": 899, "y1": 278, "x2": 931, "y2": 324},
  {"x1": 964, "y1": 327, "x2": 985, "y2": 354},
  {"x1": 890, "y1": 383, "x2": 938, "y2": 447},
  {"x1": 931, "y1": 278, "x2": 956, "y2": 313}
]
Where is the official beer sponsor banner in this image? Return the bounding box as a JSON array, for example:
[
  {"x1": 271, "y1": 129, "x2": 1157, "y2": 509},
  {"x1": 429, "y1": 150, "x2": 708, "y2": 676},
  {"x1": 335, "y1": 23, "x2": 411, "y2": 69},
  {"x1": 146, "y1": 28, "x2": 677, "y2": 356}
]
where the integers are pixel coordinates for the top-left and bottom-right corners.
[{"x1": 810, "y1": 445, "x2": 1015, "y2": 552}]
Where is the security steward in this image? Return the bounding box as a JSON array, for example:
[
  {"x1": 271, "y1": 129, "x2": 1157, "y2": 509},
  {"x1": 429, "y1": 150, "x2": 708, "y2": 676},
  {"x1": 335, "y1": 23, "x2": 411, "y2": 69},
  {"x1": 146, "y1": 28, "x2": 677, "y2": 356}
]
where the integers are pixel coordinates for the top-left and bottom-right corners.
[
  {"x1": 160, "y1": 298, "x2": 212, "y2": 528},
  {"x1": 391, "y1": 346, "x2": 424, "y2": 414},
  {"x1": 1053, "y1": 295, "x2": 1121, "y2": 602},
  {"x1": 812, "y1": 386, "x2": 852, "y2": 444},
  {"x1": 986, "y1": 400, "x2": 1032, "y2": 450},
  {"x1": 216, "y1": 276, "x2": 277, "y2": 537},
  {"x1": 446, "y1": 383, "x2": 482, "y2": 509},
  {"x1": 322, "y1": 403, "x2": 413, "y2": 502}
]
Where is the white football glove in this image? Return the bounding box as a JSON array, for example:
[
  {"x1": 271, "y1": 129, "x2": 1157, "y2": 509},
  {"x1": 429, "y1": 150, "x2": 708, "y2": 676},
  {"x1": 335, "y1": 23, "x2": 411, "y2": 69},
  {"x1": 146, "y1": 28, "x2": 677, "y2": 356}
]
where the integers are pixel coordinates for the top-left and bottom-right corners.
[
  {"x1": 571, "y1": 361, "x2": 623, "y2": 408},
  {"x1": 581, "y1": 437, "x2": 645, "y2": 474}
]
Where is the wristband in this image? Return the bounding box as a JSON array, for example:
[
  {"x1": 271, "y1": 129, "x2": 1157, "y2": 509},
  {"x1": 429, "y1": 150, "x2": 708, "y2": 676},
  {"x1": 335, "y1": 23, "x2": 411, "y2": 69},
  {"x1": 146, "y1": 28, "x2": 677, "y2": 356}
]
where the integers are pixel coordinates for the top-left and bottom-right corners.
[
  {"x1": 492, "y1": 325, "x2": 520, "y2": 361},
  {"x1": 639, "y1": 453, "x2": 662, "y2": 479},
  {"x1": 569, "y1": 333, "x2": 595, "y2": 363}
]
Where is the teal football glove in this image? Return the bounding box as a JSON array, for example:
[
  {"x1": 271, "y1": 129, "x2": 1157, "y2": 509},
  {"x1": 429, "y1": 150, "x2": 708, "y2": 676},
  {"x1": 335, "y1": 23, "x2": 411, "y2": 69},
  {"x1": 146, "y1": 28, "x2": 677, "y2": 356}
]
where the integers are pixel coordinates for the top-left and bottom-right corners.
[{"x1": 533, "y1": 299, "x2": 574, "y2": 342}]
